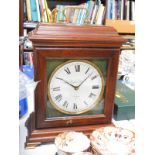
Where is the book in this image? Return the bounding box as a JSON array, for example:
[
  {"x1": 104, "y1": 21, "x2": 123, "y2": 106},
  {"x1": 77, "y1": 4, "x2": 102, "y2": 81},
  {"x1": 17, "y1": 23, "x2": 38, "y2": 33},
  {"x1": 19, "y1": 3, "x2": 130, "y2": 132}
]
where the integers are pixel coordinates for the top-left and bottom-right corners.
[
  {"x1": 117, "y1": 0, "x2": 122, "y2": 20},
  {"x1": 90, "y1": 4, "x2": 98, "y2": 24},
  {"x1": 72, "y1": 9, "x2": 80, "y2": 24},
  {"x1": 26, "y1": 0, "x2": 32, "y2": 21},
  {"x1": 30, "y1": 0, "x2": 38, "y2": 21},
  {"x1": 44, "y1": 0, "x2": 51, "y2": 22},
  {"x1": 23, "y1": 0, "x2": 27, "y2": 21},
  {"x1": 131, "y1": 0, "x2": 135, "y2": 21},
  {"x1": 112, "y1": 0, "x2": 116, "y2": 20},
  {"x1": 126, "y1": 0, "x2": 130, "y2": 20},
  {"x1": 95, "y1": 4, "x2": 105, "y2": 25},
  {"x1": 106, "y1": 0, "x2": 113, "y2": 19},
  {"x1": 86, "y1": 0, "x2": 95, "y2": 22},
  {"x1": 56, "y1": 5, "x2": 66, "y2": 23},
  {"x1": 121, "y1": 0, "x2": 125, "y2": 20},
  {"x1": 129, "y1": 0, "x2": 132, "y2": 20},
  {"x1": 79, "y1": 3, "x2": 88, "y2": 24},
  {"x1": 39, "y1": 0, "x2": 48, "y2": 22},
  {"x1": 76, "y1": 4, "x2": 85, "y2": 24},
  {"x1": 36, "y1": 0, "x2": 41, "y2": 22}
]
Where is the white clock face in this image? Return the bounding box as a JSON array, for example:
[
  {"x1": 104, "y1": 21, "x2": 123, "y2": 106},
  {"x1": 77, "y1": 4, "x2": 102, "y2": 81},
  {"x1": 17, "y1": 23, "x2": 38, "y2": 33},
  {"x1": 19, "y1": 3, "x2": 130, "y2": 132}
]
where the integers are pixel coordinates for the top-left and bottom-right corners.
[{"x1": 48, "y1": 60, "x2": 104, "y2": 114}]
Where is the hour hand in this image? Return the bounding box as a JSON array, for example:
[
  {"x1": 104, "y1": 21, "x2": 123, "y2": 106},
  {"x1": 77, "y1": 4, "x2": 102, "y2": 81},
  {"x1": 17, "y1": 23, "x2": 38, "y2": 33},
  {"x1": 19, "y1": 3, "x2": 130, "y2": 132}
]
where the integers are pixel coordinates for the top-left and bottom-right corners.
[{"x1": 56, "y1": 77, "x2": 77, "y2": 89}]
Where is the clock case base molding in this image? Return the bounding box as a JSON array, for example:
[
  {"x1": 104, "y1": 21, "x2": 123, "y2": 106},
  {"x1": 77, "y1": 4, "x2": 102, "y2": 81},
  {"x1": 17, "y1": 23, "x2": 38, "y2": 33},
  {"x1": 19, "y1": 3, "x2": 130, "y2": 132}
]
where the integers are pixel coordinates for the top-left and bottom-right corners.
[{"x1": 25, "y1": 112, "x2": 114, "y2": 148}]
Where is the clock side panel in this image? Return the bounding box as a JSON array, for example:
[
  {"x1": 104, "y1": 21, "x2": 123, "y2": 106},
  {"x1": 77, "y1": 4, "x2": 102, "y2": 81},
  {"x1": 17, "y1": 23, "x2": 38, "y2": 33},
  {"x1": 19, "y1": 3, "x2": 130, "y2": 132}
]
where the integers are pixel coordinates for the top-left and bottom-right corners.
[{"x1": 34, "y1": 48, "x2": 120, "y2": 129}]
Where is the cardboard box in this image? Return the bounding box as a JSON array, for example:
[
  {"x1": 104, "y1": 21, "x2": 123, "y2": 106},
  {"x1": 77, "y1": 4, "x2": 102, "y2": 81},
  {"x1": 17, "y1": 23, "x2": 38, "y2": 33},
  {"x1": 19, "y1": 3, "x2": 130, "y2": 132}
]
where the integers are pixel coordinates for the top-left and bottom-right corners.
[{"x1": 113, "y1": 80, "x2": 135, "y2": 120}]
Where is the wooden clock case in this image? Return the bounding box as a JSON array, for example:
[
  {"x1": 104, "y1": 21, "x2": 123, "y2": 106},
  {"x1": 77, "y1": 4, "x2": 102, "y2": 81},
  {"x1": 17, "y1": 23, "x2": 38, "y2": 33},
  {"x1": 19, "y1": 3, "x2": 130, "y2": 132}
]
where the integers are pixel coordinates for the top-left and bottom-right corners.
[{"x1": 25, "y1": 23, "x2": 126, "y2": 148}]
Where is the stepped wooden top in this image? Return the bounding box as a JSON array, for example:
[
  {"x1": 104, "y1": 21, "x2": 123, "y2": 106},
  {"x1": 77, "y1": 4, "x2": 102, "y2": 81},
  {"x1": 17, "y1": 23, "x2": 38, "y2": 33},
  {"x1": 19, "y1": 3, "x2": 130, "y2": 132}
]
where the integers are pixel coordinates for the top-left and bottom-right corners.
[{"x1": 29, "y1": 23, "x2": 126, "y2": 48}]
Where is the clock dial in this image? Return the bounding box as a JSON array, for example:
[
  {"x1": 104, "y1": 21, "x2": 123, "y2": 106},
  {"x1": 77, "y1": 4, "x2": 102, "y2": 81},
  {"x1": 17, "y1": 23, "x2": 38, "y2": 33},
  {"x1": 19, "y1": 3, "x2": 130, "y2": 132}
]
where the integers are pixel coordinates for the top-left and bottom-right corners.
[{"x1": 48, "y1": 60, "x2": 104, "y2": 114}]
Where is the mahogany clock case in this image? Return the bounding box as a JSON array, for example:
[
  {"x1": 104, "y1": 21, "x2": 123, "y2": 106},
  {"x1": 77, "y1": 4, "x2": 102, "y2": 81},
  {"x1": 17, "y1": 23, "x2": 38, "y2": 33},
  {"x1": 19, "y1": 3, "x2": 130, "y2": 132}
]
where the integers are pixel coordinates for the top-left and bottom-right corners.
[{"x1": 26, "y1": 24, "x2": 126, "y2": 147}]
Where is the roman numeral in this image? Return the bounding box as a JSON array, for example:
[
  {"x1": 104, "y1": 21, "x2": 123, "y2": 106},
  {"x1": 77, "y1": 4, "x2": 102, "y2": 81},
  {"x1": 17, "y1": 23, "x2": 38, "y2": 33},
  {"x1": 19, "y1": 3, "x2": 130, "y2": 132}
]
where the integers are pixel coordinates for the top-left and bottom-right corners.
[
  {"x1": 64, "y1": 67, "x2": 71, "y2": 74},
  {"x1": 55, "y1": 94, "x2": 62, "y2": 102},
  {"x1": 83, "y1": 101, "x2": 88, "y2": 105},
  {"x1": 63, "y1": 101, "x2": 69, "y2": 108},
  {"x1": 92, "y1": 85, "x2": 99, "y2": 89},
  {"x1": 75, "y1": 64, "x2": 80, "y2": 72},
  {"x1": 73, "y1": 103, "x2": 78, "y2": 110},
  {"x1": 85, "y1": 67, "x2": 90, "y2": 74},
  {"x1": 89, "y1": 93, "x2": 96, "y2": 98},
  {"x1": 52, "y1": 87, "x2": 60, "y2": 91},
  {"x1": 91, "y1": 75, "x2": 98, "y2": 80}
]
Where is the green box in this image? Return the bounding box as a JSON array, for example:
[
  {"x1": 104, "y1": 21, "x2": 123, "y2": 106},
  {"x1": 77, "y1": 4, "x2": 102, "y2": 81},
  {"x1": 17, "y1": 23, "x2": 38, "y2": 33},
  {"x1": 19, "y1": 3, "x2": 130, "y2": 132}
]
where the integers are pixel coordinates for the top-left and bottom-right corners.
[{"x1": 113, "y1": 80, "x2": 135, "y2": 121}]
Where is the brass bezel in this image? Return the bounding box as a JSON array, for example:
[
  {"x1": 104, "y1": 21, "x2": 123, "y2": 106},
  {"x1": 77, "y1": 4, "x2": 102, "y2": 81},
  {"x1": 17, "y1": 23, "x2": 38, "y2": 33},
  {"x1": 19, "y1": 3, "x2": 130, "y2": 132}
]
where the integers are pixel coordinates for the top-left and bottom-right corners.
[{"x1": 47, "y1": 60, "x2": 105, "y2": 115}]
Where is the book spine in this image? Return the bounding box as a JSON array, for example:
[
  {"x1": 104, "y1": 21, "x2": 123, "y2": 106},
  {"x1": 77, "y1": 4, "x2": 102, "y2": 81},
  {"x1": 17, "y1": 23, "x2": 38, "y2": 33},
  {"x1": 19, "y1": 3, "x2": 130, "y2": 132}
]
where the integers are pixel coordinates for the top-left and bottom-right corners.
[
  {"x1": 77, "y1": 6, "x2": 83, "y2": 24},
  {"x1": 72, "y1": 9, "x2": 79, "y2": 24},
  {"x1": 26, "y1": 0, "x2": 32, "y2": 21},
  {"x1": 80, "y1": 3, "x2": 88, "y2": 24},
  {"x1": 129, "y1": 0, "x2": 132, "y2": 20},
  {"x1": 44, "y1": 0, "x2": 49, "y2": 22},
  {"x1": 95, "y1": 4, "x2": 105, "y2": 25},
  {"x1": 112, "y1": 0, "x2": 116, "y2": 20},
  {"x1": 56, "y1": 5, "x2": 60, "y2": 23},
  {"x1": 86, "y1": 0, "x2": 95, "y2": 22},
  {"x1": 131, "y1": 0, "x2": 135, "y2": 21},
  {"x1": 117, "y1": 0, "x2": 121, "y2": 20},
  {"x1": 59, "y1": 5, "x2": 65, "y2": 23},
  {"x1": 36, "y1": 0, "x2": 41, "y2": 22},
  {"x1": 30, "y1": 0, "x2": 38, "y2": 21},
  {"x1": 90, "y1": 4, "x2": 98, "y2": 24},
  {"x1": 23, "y1": 0, "x2": 27, "y2": 21},
  {"x1": 126, "y1": 0, "x2": 130, "y2": 20},
  {"x1": 38, "y1": 0, "x2": 43, "y2": 22},
  {"x1": 120, "y1": 0, "x2": 124, "y2": 20},
  {"x1": 39, "y1": 0, "x2": 48, "y2": 22},
  {"x1": 108, "y1": 0, "x2": 113, "y2": 19}
]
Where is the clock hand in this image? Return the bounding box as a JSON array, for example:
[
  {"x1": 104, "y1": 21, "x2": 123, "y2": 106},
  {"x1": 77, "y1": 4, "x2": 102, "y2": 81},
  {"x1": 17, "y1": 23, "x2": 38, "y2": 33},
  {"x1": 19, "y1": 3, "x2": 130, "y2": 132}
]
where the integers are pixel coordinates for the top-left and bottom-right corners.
[
  {"x1": 56, "y1": 77, "x2": 77, "y2": 90},
  {"x1": 76, "y1": 72, "x2": 93, "y2": 89}
]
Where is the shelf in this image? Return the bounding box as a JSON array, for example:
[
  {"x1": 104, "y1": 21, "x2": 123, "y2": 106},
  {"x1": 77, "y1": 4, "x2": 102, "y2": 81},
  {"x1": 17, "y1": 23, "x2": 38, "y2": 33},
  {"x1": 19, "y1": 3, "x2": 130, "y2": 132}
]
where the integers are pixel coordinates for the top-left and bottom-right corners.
[
  {"x1": 105, "y1": 19, "x2": 135, "y2": 34},
  {"x1": 23, "y1": 22, "x2": 38, "y2": 29},
  {"x1": 23, "y1": 20, "x2": 135, "y2": 35}
]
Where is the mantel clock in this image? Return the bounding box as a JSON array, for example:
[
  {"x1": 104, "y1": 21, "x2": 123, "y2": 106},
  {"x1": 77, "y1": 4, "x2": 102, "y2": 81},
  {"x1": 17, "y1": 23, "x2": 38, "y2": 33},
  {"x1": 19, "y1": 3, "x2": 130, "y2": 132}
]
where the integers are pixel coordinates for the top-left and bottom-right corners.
[{"x1": 25, "y1": 23, "x2": 126, "y2": 148}]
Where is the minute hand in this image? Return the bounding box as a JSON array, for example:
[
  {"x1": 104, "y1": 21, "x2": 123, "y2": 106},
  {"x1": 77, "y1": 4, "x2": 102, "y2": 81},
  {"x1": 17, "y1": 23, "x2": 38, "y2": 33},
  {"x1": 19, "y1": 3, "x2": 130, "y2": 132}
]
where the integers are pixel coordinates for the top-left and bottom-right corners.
[{"x1": 76, "y1": 73, "x2": 93, "y2": 89}]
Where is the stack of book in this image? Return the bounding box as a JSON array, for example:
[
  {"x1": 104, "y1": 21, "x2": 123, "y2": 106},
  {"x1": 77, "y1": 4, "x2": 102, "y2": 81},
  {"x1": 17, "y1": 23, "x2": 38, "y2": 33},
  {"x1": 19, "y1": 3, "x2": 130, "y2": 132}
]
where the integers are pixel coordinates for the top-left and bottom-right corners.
[
  {"x1": 25, "y1": 0, "x2": 51, "y2": 22},
  {"x1": 106, "y1": 0, "x2": 135, "y2": 21},
  {"x1": 54, "y1": 0, "x2": 106, "y2": 25},
  {"x1": 24, "y1": 0, "x2": 106, "y2": 25}
]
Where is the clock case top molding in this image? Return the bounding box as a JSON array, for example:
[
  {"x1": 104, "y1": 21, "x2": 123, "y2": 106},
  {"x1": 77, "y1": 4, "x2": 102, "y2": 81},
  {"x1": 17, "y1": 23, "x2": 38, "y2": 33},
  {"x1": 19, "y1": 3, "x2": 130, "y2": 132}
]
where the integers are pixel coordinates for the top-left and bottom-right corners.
[{"x1": 26, "y1": 23, "x2": 126, "y2": 148}]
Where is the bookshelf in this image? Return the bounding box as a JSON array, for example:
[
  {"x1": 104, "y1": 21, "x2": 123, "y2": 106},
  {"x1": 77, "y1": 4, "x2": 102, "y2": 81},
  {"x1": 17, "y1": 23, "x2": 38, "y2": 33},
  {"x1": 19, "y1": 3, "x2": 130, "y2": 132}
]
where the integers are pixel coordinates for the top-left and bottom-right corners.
[
  {"x1": 19, "y1": 0, "x2": 135, "y2": 66},
  {"x1": 20, "y1": 0, "x2": 135, "y2": 34}
]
